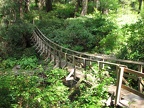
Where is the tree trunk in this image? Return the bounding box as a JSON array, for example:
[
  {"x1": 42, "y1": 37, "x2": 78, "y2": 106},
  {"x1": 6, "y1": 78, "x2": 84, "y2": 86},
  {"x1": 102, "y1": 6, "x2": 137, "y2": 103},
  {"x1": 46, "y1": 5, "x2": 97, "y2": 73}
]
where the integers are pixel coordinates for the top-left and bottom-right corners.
[
  {"x1": 35, "y1": 0, "x2": 39, "y2": 7},
  {"x1": 81, "y1": 0, "x2": 88, "y2": 16},
  {"x1": 74, "y1": 0, "x2": 79, "y2": 17},
  {"x1": 94, "y1": 0, "x2": 100, "y2": 9},
  {"x1": 40, "y1": 0, "x2": 45, "y2": 10},
  {"x1": 25, "y1": 0, "x2": 30, "y2": 13},
  {"x1": 19, "y1": 0, "x2": 23, "y2": 19},
  {"x1": 46, "y1": 0, "x2": 52, "y2": 12},
  {"x1": 138, "y1": 0, "x2": 143, "y2": 13}
]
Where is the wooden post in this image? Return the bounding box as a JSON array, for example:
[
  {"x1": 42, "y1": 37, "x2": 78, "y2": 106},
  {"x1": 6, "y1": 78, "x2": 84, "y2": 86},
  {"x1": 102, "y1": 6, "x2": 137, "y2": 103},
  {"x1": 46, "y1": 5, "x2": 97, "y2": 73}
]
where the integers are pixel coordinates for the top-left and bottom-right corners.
[
  {"x1": 44, "y1": 46, "x2": 49, "y2": 62},
  {"x1": 115, "y1": 66, "x2": 124, "y2": 106},
  {"x1": 36, "y1": 38, "x2": 41, "y2": 50},
  {"x1": 73, "y1": 55, "x2": 76, "y2": 79},
  {"x1": 74, "y1": 65, "x2": 76, "y2": 79},
  {"x1": 49, "y1": 48, "x2": 52, "y2": 61},
  {"x1": 47, "y1": 45, "x2": 50, "y2": 59},
  {"x1": 38, "y1": 40, "x2": 43, "y2": 53},
  {"x1": 89, "y1": 56, "x2": 92, "y2": 66},
  {"x1": 138, "y1": 65, "x2": 143, "y2": 72},
  {"x1": 79, "y1": 55, "x2": 82, "y2": 68},
  {"x1": 65, "y1": 53, "x2": 68, "y2": 67},
  {"x1": 98, "y1": 61, "x2": 102, "y2": 71},
  {"x1": 83, "y1": 58, "x2": 86, "y2": 71},
  {"x1": 138, "y1": 65, "x2": 143, "y2": 92},
  {"x1": 40, "y1": 43, "x2": 44, "y2": 56},
  {"x1": 102, "y1": 59, "x2": 105, "y2": 69},
  {"x1": 98, "y1": 61, "x2": 100, "y2": 71},
  {"x1": 45, "y1": 45, "x2": 48, "y2": 54},
  {"x1": 73, "y1": 55, "x2": 75, "y2": 66},
  {"x1": 58, "y1": 51, "x2": 61, "y2": 68},
  {"x1": 116, "y1": 65, "x2": 120, "y2": 81},
  {"x1": 33, "y1": 35, "x2": 38, "y2": 47},
  {"x1": 54, "y1": 49, "x2": 56, "y2": 65}
]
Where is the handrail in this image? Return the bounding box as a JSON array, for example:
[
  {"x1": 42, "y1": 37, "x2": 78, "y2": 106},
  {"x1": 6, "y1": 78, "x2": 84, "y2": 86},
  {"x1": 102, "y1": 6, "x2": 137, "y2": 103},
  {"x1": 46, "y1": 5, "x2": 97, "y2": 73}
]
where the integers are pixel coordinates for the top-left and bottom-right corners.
[
  {"x1": 34, "y1": 27, "x2": 144, "y2": 67},
  {"x1": 115, "y1": 67, "x2": 144, "y2": 106},
  {"x1": 32, "y1": 27, "x2": 144, "y2": 107}
]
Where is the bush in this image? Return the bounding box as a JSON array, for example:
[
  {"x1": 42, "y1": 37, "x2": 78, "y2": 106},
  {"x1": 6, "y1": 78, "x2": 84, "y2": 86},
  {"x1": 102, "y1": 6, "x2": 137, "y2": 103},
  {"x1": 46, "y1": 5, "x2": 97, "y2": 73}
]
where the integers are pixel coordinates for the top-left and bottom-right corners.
[
  {"x1": 0, "y1": 19, "x2": 34, "y2": 58},
  {"x1": 0, "y1": 55, "x2": 38, "y2": 70},
  {"x1": 118, "y1": 20, "x2": 144, "y2": 61},
  {"x1": 18, "y1": 55, "x2": 38, "y2": 69},
  {"x1": 38, "y1": 13, "x2": 118, "y2": 52},
  {"x1": 0, "y1": 68, "x2": 70, "y2": 108},
  {"x1": 53, "y1": 3, "x2": 75, "y2": 18},
  {"x1": 0, "y1": 58, "x2": 17, "y2": 69}
]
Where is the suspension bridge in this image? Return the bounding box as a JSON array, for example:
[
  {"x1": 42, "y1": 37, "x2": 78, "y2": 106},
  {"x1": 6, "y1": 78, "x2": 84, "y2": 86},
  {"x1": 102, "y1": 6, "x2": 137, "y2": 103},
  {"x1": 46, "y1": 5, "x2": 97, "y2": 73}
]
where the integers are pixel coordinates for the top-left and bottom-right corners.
[{"x1": 31, "y1": 27, "x2": 144, "y2": 107}]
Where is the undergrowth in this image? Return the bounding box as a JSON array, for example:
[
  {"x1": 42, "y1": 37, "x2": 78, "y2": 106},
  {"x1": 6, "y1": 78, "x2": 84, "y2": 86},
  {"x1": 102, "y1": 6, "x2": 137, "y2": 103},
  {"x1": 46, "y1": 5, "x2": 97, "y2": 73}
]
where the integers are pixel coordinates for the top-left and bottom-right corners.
[{"x1": 0, "y1": 56, "x2": 114, "y2": 108}]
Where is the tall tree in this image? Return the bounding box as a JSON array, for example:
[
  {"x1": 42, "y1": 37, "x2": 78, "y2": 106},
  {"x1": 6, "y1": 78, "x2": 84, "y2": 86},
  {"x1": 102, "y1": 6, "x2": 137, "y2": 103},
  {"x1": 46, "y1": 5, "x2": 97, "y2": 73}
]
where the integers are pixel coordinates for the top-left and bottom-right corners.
[
  {"x1": 81, "y1": 0, "x2": 88, "y2": 16},
  {"x1": 35, "y1": 0, "x2": 39, "y2": 7},
  {"x1": 46, "y1": 0, "x2": 52, "y2": 12},
  {"x1": 25, "y1": 0, "x2": 30, "y2": 13},
  {"x1": 99, "y1": 0, "x2": 118, "y2": 14},
  {"x1": 40, "y1": 0, "x2": 45, "y2": 10},
  {"x1": 138, "y1": 0, "x2": 143, "y2": 13},
  {"x1": 19, "y1": 0, "x2": 23, "y2": 19}
]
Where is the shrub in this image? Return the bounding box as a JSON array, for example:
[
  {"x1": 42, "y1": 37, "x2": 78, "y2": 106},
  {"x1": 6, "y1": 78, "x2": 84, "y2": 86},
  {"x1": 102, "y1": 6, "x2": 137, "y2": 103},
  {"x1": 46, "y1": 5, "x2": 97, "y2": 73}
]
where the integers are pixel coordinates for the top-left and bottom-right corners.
[
  {"x1": 52, "y1": 3, "x2": 75, "y2": 18},
  {"x1": 18, "y1": 55, "x2": 38, "y2": 69},
  {"x1": 118, "y1": 20, "x2": 144, "y2": 61}
]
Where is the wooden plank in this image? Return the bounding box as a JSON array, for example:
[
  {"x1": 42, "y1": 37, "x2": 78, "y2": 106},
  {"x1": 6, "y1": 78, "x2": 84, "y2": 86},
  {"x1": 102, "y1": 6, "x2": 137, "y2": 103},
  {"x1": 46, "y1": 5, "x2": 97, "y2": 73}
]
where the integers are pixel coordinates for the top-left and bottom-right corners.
[
  {"x1": 122, "y1": 84, "x2": 144, "y2": 98},
  {"x1": 35, "y1": 27, "x2": 144, "y2": 66},
  {"x1": 95, "y1": 56, "x2": 144, "y2": 65},
  {"x1": 66, "y1": 70, "x2": 74, "y2": 81},
  {"x1": 124, "y1": 68, "x2": 144, "y2": 77},
  {"x1": 99, "y1": 61, "x2": 127, "y2": 67}
]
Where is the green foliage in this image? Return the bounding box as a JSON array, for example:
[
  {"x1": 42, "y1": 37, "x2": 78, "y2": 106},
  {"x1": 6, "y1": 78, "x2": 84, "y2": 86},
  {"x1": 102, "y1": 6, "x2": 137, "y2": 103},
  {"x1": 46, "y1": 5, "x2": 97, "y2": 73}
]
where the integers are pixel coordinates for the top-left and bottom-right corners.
[
  {"x1": 0, "y1": 67, "x2": 70, "y2": 108},
  {"x1": 54, "y1": 3, "x2": 75, "y2": 18},
  {"x1": 18, "y1": 55, "x2": 38, "y2": 69},
  {"x1": 0, "y1": 59, "x2": 115, "y2": 108},
  {"x1": 38, "y1": 13, "x2": 117, "y2": 52},
  {"x1": 99, "y1": 0, "x2": 119, "y2": 12},
  {"x1": 0, "y1": 58, "x2": 17, "y2": 69},
  {"x1": 0, "y1": 55, "x2": 38, "y2": 70},
  {"x1": 87, "y1": 1, "x2": 95, "y2": 14},
  {"x1": 99, "y1": 28, "x2": 125, "y2": 54},
  {"x1": 70, "y1": 68, "x2": 114, "y2": 108},
  {"x1": 0, "y1": 20, "x2": 34, "y2": 58},
  {"x1": 118, "y1": 20, "x2": 144, "y2": 61},
  {"x1": 1, "y1": 20, "x2": 33, "y2": 42}
]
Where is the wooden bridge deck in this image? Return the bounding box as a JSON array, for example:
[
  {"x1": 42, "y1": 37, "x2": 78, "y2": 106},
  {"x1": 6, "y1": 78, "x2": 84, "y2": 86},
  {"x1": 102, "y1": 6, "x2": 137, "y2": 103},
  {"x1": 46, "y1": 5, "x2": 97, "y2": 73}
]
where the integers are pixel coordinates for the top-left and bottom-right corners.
[
  {"x1": 31, "y1": 27, "x2": 144, "y2": 107},
  {"x1": 108, "y1": 85, "x2": 144, "y2": 107}
]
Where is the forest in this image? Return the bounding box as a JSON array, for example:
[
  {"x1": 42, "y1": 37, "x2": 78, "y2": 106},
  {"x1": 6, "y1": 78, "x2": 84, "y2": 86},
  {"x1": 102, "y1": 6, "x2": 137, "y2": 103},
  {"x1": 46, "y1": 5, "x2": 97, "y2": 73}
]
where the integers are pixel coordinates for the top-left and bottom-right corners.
[{"x1": 0, "y1": 0, "x2": 144, "y2": 108}]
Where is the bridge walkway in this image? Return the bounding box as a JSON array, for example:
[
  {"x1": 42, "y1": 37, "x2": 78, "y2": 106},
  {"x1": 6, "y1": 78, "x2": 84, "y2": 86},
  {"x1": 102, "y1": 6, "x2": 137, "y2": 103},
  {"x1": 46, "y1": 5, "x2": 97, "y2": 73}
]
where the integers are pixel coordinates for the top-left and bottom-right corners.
[{"x1": 31, "y1": 27, "x2": 144, "y2": 107}]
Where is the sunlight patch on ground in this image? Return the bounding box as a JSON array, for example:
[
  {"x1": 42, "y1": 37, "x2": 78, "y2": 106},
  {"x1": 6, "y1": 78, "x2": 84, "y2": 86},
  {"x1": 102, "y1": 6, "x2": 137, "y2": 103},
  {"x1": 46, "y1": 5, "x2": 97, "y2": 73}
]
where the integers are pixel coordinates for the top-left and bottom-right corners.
[
  {"x1": 116, "y1": 8, "x2": 141, "y2": 27},
  {"x1": 117, "y1": 13, "x2": 140, "y2": 26}
]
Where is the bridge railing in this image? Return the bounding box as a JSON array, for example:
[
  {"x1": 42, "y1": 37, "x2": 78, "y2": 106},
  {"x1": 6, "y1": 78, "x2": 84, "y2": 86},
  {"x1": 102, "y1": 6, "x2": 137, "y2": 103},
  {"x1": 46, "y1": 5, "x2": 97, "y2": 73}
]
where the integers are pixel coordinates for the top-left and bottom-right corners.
[
  {"x1": 35, "y1": 28, "x2": 144, "y2": 72},
  {"x1": 31, "y1": 27, "x2": 144, "y2": 98},
  {"x1": 115, "y1": 67, "x2": 144, "y2": 106}
]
